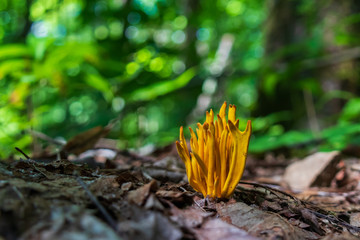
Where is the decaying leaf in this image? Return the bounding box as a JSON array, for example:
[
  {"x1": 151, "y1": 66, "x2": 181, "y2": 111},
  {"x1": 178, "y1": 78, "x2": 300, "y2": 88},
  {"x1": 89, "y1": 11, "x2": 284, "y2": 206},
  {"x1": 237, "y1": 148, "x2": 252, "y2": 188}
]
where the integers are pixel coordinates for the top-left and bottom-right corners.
[
  {"x1": 283, "y1": 151, "x2": 341, "y2": 191},
  {"x1": 194, "y1": 218, "x2": 258, "y2": 240},
  {"x1": 62, "y1": 126, "x2": 111, "y2": 155},
  {"x1": 118, "y1": 211, "x2": 183, "y2": 240},
  {"x1": 20, "y1": 206, "x2": 122, "y2": 240},
  {"x1": 127, "y1": 179, "x2": 159, "y2": 206},
  {"x1": 217, "y1": 202, "x2": 320, "y2": 240}
]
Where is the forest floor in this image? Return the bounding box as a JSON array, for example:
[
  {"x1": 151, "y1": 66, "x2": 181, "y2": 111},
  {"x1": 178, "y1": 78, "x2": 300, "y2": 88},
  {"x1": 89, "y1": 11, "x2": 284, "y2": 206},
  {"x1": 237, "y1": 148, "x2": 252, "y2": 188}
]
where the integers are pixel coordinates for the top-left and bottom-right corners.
[{"x1": 1, "y1": 127, "x2": 360, "y2": 240}]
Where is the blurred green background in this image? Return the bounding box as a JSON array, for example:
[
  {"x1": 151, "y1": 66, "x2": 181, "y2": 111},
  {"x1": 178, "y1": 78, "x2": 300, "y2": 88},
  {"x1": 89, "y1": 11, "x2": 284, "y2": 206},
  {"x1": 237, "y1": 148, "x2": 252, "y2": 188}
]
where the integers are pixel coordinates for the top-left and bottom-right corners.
[{"x1": 1, "y1": 0, "x2": 360, "y2": 158}]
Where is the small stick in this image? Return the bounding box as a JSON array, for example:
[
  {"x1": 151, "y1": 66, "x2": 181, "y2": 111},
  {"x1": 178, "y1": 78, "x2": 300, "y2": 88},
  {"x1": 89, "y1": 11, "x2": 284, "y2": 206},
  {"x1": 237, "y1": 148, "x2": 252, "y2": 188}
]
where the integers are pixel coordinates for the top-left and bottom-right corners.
[
  {"x1": 75, "y1": 175, "x2": 118, "y2": 232},
  {"x1": 310, "y1": 210, "x2": 360, "y2": 233},
  {"x1": 15, "y1": 147, "x2": 30, "y2": 160},
  {"x1": 238, "y1": 181, "x2": 301, "y2": 203},
  {"x1": 11, "y1": 186, "x2": 25, "y2": 203},
  {"x1": 193, "y1": 199, "x2": 207, "y2": 212},
  {"x1": 28, "y1": 130, "x2": 66, "y2": 146},
  {"x1": 31, "y1": 163, "x2": 51, "y2": 179},
  {"x1": 239, "y1": 182, "x2": 360, "y2": 234}
]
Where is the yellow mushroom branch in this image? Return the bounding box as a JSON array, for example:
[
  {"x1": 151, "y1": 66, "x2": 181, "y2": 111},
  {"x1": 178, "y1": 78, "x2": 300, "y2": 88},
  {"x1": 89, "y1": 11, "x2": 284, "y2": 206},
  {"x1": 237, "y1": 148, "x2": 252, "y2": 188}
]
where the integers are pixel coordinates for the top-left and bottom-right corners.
[{"x1": 176, "y1": 102, "x2": 252, "y2": 198}]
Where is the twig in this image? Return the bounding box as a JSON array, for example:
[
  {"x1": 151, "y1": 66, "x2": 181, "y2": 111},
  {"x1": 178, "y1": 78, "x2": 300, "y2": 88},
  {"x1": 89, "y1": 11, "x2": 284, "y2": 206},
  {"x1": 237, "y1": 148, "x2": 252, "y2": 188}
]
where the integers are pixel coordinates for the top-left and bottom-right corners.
[
  {"x1": 31, "y1": 163, "x2": 51, "y2": 179},
  {"x1": 309, "y1": 210, "x2": 360, "y2": 233},
  {"x1": 303, "y1": 89, "x2": 320, "y2": 137},
  {"x1": 302, "y1": 47, "x2": 360, "y2": 69},
  {"x1": 75, "y1": 174, "x2": 118, "y2": 232},
  {"x1": 28, "y1": 130, "x2": 66, "y2": 146},
  {"x1": 15, "y1": 147, "x2": 30, "y2": 160},
  {"x1": 238, "y1": 181, "x2": 360, "y2": 234},
  {"x1": 11, "y1": 186, "x2": 26, "y2": 203},
  {"x1": 193, "y1": 199, "x2": 207, "y2": 212},
  {"x1": 238, "y1": 181, "x2": 301, "y2": 203}
]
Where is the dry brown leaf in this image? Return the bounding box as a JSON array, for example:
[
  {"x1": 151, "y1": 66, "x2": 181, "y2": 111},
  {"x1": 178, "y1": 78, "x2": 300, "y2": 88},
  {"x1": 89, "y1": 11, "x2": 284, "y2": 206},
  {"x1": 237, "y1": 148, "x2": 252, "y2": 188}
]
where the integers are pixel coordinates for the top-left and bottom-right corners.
[
  {"x1": 89, "y1": 175, "x2": 123, "y2": 199},
  {"x1": 320, "y1": 232, "x2": 360, "y2": 240},
  {"x1": 350, "y1": 212, "x2": 360, "y2": 227},
  {"x1": 62, "y1": 126, "x2": 110, "y2": 155},
  {"x1": 300, "y1": 209, "x2": 325, "y2": 235},
  {"x1": 20, "y1": 206, "x2": 121, "y2": 240},
  {"x1": 117, "y1": 211, "x2": 182, "y2": 240},
  {"x1": 127, "y1": 179, "x2": 159, "y2": 205},
  {"x1": 169, "y1": 206, "x2": 214, "y2": 229},
  {"x1": 194, "y1": 218, "x2": 258, "y2": 240},
  {"x1": 283, "y1": 151, "x2": 341, "y2": 191},
  {"x1": 217, "y1": 202, "x2": 320, "y2": 240}
]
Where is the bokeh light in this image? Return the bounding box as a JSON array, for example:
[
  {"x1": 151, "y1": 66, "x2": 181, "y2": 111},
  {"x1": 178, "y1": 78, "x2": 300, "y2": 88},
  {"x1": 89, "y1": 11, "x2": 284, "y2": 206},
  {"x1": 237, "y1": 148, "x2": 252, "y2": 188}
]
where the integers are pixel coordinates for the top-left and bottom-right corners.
[{"x1": 171, "y1": 30, "x2": 186, "y2": 44}]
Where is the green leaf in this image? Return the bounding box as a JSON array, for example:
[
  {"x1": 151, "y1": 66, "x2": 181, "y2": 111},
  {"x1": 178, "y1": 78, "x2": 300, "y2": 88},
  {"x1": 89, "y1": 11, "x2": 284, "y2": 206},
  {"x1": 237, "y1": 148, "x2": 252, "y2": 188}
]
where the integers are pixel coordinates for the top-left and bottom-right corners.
[
  {"x1": 339, "y1": 98, "x2": 360, "y2": 122},
  {"x1": 0, "y1": 59, "x2": 28, "y2": 79},
  {"x1": 0, "y1": 44, "x2": 32, "y2": 61},
  {"x1": 128, "y1": 67, "x2": 197, "y2": 102},
  {"x1": 249, "y1": 130, "x2": 314, "y2": 153},
  {"x1": 85, "y1": 73, "x2": 113, "y2": 102}
]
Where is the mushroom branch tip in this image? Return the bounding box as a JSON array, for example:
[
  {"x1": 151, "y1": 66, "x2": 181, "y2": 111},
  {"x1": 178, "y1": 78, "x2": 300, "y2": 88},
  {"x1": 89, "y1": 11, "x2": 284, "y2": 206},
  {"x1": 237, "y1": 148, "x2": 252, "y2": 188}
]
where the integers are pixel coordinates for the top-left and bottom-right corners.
[{"x1": 176, "y1": 101, "x2": 252, "y2": 198}]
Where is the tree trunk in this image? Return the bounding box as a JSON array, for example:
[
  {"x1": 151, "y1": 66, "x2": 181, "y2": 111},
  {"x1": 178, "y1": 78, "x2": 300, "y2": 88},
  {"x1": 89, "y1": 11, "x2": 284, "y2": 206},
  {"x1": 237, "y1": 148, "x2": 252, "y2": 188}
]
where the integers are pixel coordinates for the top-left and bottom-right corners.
[{"x1": 317, "y1": 0, "x2": 360, "y2": 118}]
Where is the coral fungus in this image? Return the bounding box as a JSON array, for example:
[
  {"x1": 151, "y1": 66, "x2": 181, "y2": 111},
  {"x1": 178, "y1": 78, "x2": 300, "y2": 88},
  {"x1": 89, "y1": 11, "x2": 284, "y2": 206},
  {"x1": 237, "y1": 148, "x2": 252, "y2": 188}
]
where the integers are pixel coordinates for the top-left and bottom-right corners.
[{"x1": 176, "y1": 102, "x2": 252, "y2": 198}]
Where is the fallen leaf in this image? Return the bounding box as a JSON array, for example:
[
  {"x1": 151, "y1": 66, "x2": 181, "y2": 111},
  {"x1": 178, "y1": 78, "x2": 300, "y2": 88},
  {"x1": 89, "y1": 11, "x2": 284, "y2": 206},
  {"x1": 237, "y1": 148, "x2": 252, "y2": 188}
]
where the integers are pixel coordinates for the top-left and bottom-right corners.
[
  {"x1": 62, "y1": 126, "x2": 110, "y2": 156},
  {"x1": 320, "y1": 232, "x2": 360, "y2": 240},
  {"x1": 217, "y1": 202, "x2": 319, "y2": 240},
  {"x1": 20, "y1": 206, "x2": 121, "y2": 240},
  {"x1": 115, "y1": 170, "x2": 146, "y2": 185},
  {"x1": 194, "y1": 218, "x2": 258, "y2": 240},
  {"x1": 117, "y1": 211, "x2": 182, "y2": 240},
  {"x1": 121, "y1": 182, "x2": 133, "y2": 191},
  {"x1": 300, "y1": 209, "x2": 325, "y2": 235},
  {"x1": 157, "y1": 190, "x2": 183, "y2": 197},
  {"x1": 127, "y1": 180, "x2": 159, "y2": 205},
  {"x1": 89, "y1": 175, "x2": 123, "y2": 199},
  {"x1": 260, "y1": 200, "x2": 282, "y2": 211},
  {"x1": 170, "y1": 206, "x2": 214, "y2": 228},
  {"x1": 144, "y1": 193, "x2": 164, "y2": 210},
  {"x1": 143, "y1": 167, "x2": 184, "y2": 183},
  {"x1": 350, "y1": 212, "x2": 360, "y2": 227},
  {"x1": 283, "y1": 151, "x2": 341, "y2": 191}
]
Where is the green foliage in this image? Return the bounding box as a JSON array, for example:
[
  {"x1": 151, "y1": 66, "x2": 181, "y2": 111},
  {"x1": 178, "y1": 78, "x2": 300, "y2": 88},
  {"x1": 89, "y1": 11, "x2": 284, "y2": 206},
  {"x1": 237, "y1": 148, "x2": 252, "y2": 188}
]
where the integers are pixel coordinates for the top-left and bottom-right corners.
[
  {"x1": 128, "y1": 68, "x2": 197, "y2": 102},
  {"x1": 339, "y1": 98, "x2": 360, "y2": 123},
  {"x1": 1, "y1": 0, "x2": 360, "y2": 158}
]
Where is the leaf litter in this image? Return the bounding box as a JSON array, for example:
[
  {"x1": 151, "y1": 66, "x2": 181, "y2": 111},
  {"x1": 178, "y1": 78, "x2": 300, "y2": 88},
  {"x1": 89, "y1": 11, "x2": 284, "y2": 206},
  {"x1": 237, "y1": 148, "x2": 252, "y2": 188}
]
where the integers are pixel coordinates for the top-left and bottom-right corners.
[{"x1": 2, "y1": 128, "x2": 360, "y2": 239}]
